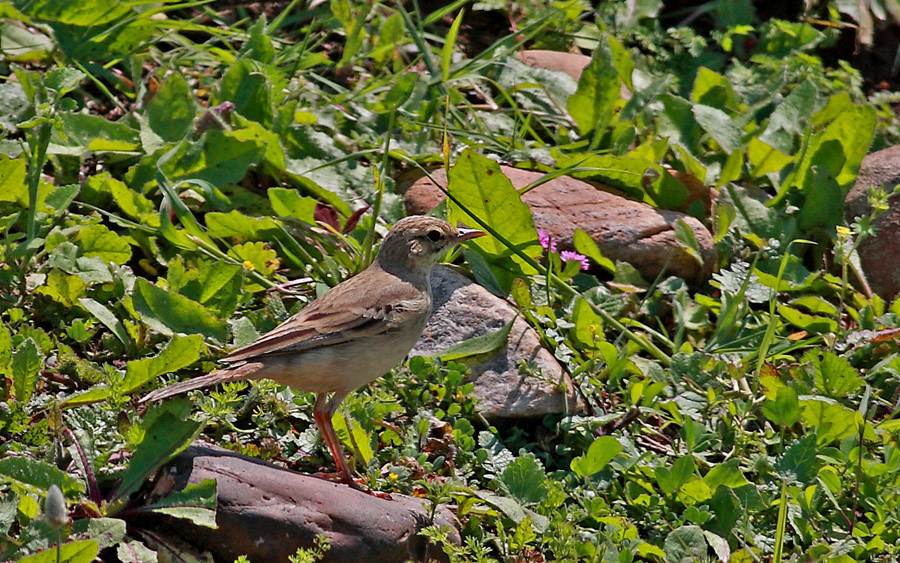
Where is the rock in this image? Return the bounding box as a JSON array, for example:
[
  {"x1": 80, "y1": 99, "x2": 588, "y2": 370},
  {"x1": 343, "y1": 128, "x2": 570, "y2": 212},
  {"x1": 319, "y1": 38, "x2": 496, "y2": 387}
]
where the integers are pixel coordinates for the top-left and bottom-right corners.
[
  {"x1": 139, "y1": 444, "x2": 459, "y2": 563},
  {"x1": 845, "y1": 144, "x2": 900, "y2": 299},
  {"x1": 402, "y1": 167, "x2": 716, "y2": 282},
  {"x1": 412, "y1": 266, "x2": 579, "y2": 419}
]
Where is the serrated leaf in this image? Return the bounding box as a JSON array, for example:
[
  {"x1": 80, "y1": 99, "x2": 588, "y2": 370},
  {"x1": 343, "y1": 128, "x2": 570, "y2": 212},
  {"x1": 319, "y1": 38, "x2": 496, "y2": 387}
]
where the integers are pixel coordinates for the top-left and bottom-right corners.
[
  {"x1": 75, "y1": 224, "x2": 132, "y2": 265},
  {"x1": 500, "y1": 455, "x2": 548, "y2": 506},
  {"x1": 776, "y1": 433, "x2": 818, "y2": 485},
  {"x1": 12, "y1": 337, "x2": 41, "y2": 403},
  {"x1": 34, "y1": 269, "x2": 85, "y2": 306},
  {"x1": 0, "y1": 457, "x2": 84, "y2": 496}
]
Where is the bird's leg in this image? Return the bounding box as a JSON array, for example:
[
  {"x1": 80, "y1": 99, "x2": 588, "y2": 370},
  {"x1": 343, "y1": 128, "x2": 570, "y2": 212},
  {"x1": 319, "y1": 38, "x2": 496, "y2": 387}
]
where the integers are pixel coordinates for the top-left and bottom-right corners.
[
  {"x1": 311, "y1": 392, "x2": 391, "y2": 499},
  {"x1": 312, "y1": 392, "x2": 354, "y2": 485}
]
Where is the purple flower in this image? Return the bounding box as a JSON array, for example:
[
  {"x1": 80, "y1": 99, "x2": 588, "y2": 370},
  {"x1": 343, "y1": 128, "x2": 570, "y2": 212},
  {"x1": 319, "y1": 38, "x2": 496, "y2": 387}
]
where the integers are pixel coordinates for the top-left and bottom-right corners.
[
  {"x1": 560, "y1": 250, "x2": 589, "y2": 271},
  {"x1": 538, "y1": 229, "x2": 557, "y2": 253}
]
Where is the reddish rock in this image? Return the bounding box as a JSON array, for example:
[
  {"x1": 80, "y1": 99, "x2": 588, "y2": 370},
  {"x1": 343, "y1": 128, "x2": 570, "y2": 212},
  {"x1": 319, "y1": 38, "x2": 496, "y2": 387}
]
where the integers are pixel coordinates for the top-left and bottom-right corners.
[
  {"x1": 402, "y1": 167, "x2": 716, "y2": 282},
  {"x1": 140, "y1": 444, "x2": 459, "y2": 563},
  {"x1": 845, "y1": 144, "x2": 900, "y2": 299},
  {"x1": 414, "y1": 266, "x2": 578, "y2": 419},
  {"x1": 518, "y1": 49, "x2": 632, "y2": 100}
]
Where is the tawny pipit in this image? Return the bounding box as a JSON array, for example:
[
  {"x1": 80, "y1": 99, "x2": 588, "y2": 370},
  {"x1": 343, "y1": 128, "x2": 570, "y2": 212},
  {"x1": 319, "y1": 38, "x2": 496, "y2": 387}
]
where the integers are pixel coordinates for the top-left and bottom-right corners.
[{"x1": 141, "y1": 216, "x2": 485, "y2": 492}]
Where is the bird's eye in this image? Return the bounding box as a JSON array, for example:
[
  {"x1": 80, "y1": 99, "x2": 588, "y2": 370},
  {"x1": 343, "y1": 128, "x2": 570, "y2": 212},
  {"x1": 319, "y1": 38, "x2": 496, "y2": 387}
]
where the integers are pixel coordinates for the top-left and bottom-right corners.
[{"x1": 426, "y1": 229, "x2": 442, "y2": 242}]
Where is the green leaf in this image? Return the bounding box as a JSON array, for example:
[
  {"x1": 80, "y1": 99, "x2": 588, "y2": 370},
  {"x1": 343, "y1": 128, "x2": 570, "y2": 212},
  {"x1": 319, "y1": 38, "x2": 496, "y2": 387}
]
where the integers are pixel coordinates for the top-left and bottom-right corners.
[
  {"x1": 0, "y1": 457, "x2": 84, "y2": 496},
  {"x1": 12, "y1": 337, "x2": 41, "y2": 403},
  {"x1": 123, "y1": 335, "x2": 204, "y2": 394},
  {"x1": 777, "y1": 305, "x2": 838, "y2": 334},
  {"x1": 160, "y1": 129, "x2": 266, "y2": 187},
  {"x1": 572, "y1": 297, "x2": 603, "y2": 350},
  {"x1": 34, "y1": 269, "x2": 85, "y2": 306},
  {"x1": 806, "y1": 350, "x2": 863, "y2": 399},
  {"x1": 500, "y1": 455, "x2": 548, "y2": 506},
  {"x1": 147, "y1": 72, "x2": 196, "y2": 142},
  {"x1": 51, "y1": 113, "x2": 141, "y2": 155},
  {"x1": 663, "y1": 525, "x2": 707, "y2": 563},
  {"x1": 71, "y1": 518, "x2": 127, "y2": 550},
  {"x1": 573, "y1": 229, "x2": 614, "y2": 273},
  {"x1": 75, "y1": 224, "x2": 132, "y2": 265},
  {"x1": 205, "y1": 210, "x2": 280, "y2": 241},
  {"x1": 762, "y1": 386, "x2": 801, "y2": 427},
  {"x1": 432, "y1": 318, "x2": 514, "y2": 361},
  {"x1": 692, "y1": 104, "x2": 741, "y2": 152},
  {"x1": 268, "y1": 188, "x2": 317, "y2": 224},
  {"x1": 567, "y1": 42, "x2": 621, "y2": 135},
  {"x1": 441, "y1": 9, "x2": 464, "y2": 81},
  {"x1": 655, "y1": 455, "x2": 694, "y2": 495},
  {"x1": 692, "y1": 67, "x2": 738, "y2": 111},
  {"x1": 570, "y1": 436, "x2": 622, "y2": 477},
  {"x1": 703, "y1": 458, "x2": 750, "y2": 491},
  {"x1": 0, "y1": 322, "x2": 11, "y2": 374},
  {"x1": 135, "y1": 479, "x2": 217, "y2": 528},
  {"x1": 214, "y1": 59, "x2": 271, "y2": 125},
  {"x1": 747, "y1": 137, "x2": 792, "y2": 177},
  {"x1": 132, "y1": 278, "x2": 228, "y2": 344},
  {"x1": 19, "y1": 540, "x2": 98, "y2": 563},
  {"x1": 776, "y1": 433, "x2": 818, "y2": 485},
  {"x1": 227, "y1": 242, "x2": 276, "y2": 292},
  {"x1": 110, "y1": 410, "x2": 203, "y2": 508},
  {"x1": 673, "y1": 219, "x2": 703, "y2": 267},
  {"x1": 0, "y1": 155, "x2": 27, "y2": 203},
  {"x1": 447, "y1": 150, "x2": 541, "y2": 291},
  {"x1": 801, "y1": 399, "x2": 856, "y2": 444},
  {"x1": 78, "y1": 298, "x2": 130, "y2": 347}
]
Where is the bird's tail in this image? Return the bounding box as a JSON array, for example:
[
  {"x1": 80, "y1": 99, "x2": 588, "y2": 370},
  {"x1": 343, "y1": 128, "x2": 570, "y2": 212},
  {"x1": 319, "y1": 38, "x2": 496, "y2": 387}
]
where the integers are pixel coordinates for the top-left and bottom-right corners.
[{"x1": 139, "y1": 362, "x2": 262, "y2": 403}]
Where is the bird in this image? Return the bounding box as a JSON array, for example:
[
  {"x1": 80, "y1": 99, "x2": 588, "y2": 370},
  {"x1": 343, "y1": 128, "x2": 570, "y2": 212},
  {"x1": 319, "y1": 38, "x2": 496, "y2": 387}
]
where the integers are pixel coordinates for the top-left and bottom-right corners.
[{"x1": 141, "y1": 215, "x2": 485, "y2": 494}]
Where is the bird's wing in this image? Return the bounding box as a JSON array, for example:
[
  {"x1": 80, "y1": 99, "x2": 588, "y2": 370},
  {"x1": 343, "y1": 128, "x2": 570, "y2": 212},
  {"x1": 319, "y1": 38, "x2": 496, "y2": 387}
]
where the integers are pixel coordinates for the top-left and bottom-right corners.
[{"x1": 221, "y1": 270, "x2": 426, "y2": 363}]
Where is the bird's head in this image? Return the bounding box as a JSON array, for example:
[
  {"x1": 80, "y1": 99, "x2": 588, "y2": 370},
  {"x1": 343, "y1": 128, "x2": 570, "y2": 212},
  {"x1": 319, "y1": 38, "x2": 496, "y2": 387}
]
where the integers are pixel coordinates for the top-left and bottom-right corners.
[{"x1": 376, "y1": 216, "x2": 485, "y2": 273}]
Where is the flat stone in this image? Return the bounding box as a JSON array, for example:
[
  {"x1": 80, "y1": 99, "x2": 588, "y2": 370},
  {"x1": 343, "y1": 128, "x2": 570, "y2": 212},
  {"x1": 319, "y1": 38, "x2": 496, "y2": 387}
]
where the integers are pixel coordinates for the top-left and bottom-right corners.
[
  {"x1": 402, "y1": 167, "x2": 716, "y2": 282},
  {"x1": 413, "y1": 266, "x2": 578, "y2": 419},
  {"x1": 139, "y1": 444, "x2": 459, "y2": 563},
  {"x1": 845, "y1": 144, "x2": 900, "y2": 299}
]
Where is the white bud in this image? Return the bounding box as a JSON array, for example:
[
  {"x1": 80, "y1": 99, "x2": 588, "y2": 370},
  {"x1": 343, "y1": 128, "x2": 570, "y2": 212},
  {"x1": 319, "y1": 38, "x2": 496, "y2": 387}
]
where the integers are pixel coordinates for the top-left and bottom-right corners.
[{"x1": 45, "y1": 484, "x2": 68, "y2": 528}]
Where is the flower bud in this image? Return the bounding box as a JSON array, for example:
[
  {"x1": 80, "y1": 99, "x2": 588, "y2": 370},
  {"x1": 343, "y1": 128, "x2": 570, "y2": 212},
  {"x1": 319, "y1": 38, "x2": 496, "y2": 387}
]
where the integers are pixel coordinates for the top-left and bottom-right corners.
[{"x1": 44, "y1": 484, "x2": 68, "y2": 528}]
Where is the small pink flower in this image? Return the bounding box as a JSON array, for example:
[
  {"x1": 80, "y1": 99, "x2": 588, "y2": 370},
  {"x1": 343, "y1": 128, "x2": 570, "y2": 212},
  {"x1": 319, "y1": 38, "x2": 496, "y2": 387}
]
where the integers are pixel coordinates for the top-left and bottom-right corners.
[
  {"x1": 560, "y1": 250, "x2": 589, "y2": 271},
  {"x1": 538, "y1": 229, "x2": 557, "y2": 253}
]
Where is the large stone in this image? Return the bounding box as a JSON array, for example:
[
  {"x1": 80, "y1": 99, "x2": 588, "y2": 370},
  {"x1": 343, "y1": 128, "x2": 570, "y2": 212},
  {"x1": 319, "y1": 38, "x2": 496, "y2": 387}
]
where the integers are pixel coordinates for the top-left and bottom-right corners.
[
  {"x1": 139, "y1": 444, "x2": 459, "y2": 563},
  {"x1": 402, "y1": 167, "x2": 716, "y2": 282},
  {"x1": 413, "y1": 266, "x2": 578, "y2": 419},
  {"x1": 845, "y1": 144, "x2": 900, "y2": 299}
]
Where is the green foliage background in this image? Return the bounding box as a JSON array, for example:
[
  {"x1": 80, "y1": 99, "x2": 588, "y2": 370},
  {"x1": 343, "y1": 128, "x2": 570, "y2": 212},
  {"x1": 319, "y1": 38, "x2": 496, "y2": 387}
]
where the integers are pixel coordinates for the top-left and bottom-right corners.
[{"x1": 2, "y1": 0, "x2": 900, "y2": 561}]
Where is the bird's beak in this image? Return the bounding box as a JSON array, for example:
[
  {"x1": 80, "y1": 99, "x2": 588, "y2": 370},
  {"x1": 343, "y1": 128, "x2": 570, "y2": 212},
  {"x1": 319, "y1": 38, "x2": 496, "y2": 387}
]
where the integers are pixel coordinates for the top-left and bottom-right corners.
[{"x1": 455, "y1": 227, "x2": 486, "y2": 242}]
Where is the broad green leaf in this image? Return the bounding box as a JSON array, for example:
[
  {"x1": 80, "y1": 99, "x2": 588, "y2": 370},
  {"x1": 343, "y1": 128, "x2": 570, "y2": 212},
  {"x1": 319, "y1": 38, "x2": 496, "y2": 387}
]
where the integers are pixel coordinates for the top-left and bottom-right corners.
[
  {"x1": 50, "y1": 113, "x2": 141, "y2": 155},
  {"x1": 472, "y1": 490, "x2": 549, "y2": 532},
  {"x1": 799, "y1": 165, "x2": 843, "y2": 231},
  {"x1": 0, "y1": 322, "x2": 11, "y2": 373},
  {"x1": 75, "y1": 224, "x2": 132, "y2": 265},
  {"x1": 677, "y1": 478, "x2": 712, "y2": 504},
  {"x1": 205, "y1": 210, "x2": 280, "y2": 241},
  {"x1": 567, "y1": 42, "x2": 621, "y2": 135},
  {"x1": 268, "y1": 187, "x2": 317, "y2": 224},
  {"x1": 570, "y1": 436, "x2": 622, "y2": 477},
  {"x1": 71, "y1": 518, "x2": 127, "y2": 550},
  {"x1": 20, "y1": 0, "x2": 131, "y2": 25},
  {"x1": 123, "y1": 334, "x2": 204, "y2": 394},
  {"x1": 0, "y1": 155, "x2": 27, "y2": 203},
  {"x1": 135, "y1": 479, "x2": 217, "y2": 528},
  {"x1": 78, "y1": 298, "x2": 130, "y2": 347},
  {"x1": 663, "y1": 525, "x2": 707, "y2": 563},
  {"x1": 12, "y1": 337, "x2": 41, "y2": 403},
  {"x1": 0, "y1": 457, "x2": 83, "y2": 496},
  {"x1": 760, "y1": 79, "x2": 818, "y2": 151},
  {"x1": 573, "y1": 229, "x2": 614, "y2": 273},
  {"x1": 673, "y1": 219, "x2": 703, "y2": 266},
  {"x1": 715, "y1": 149, "x2": 744, "y2": 189},
  {"x1": 692, "y1": 67, "x2": 738, "y2": 111},
  {"x1": 228, "y1": 242, "x2": 277, "y2": 292},
  {"x1": 34, "y1": 269, "x2": 85, "y2": 306},
  {"x1": 777, "y1": 305, "x2": 838, "y2": 334},
  {"x1": 447, "y1": 150, "x2": 540, "y2": 290},
  {"x1": 110, "y1": 411, "x2": 203, "y2": 507},
  {"x1": 160, "y1": 129, "x2": 266, "y2": 187},
  {"x1": 703, "y1": 458, "x2": 749, "y2": 491},
  {"x1": 232, "y1": 118, "x2": 286, "y2": 171},
  {"x1": 42, "y1": 184, "x2": 79, "y2": 214},
  {"x1": 500, "y1": 455, "x2": 548, "y2": 506},
  {"x1": 762, "y1": 386, "x2": 800, "y2": 427},
  {"x1": 433, "y1": 318, "x2": 514, "y2": 361},
  {"x1": 692, "y1": 104, "x2": 740, "y2": 152},
  {"x1": 747, "y1": 137, "x2": 792, "y2": 177},
  {"x1": 655, "y1": 455, "x2": 695, "y2": 495},
  {"x1": 132, "y1": 278, "x2": 228, "y2": 344},
  {"x1": 214, "y1": 59, "x2": 271, "y2": 125},
  {"x1": 19, "y1": 540, "x2": 98, "y2": 563},
  {"x1": 806, "y1": 350, "x2": 863, "y2": 399},
  {"x1": 775, "y1": 433, "x2": 818, "y2": 485},
  {"x1": 572, "y1": 297, "x2": 603, "y2": 350},
  {"x1": 801, "y1": 399, "x2": 856, "y2": 444},
  {"x1": 147, "y1": 72, "x2": 195, "y2": 143}
]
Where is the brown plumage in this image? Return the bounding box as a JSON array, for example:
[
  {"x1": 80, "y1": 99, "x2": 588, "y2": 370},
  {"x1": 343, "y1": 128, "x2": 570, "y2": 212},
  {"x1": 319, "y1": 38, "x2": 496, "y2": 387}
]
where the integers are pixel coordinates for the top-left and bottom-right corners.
[{"x1": 141, "y1": 216, "x2": 485, "y2": 494}]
